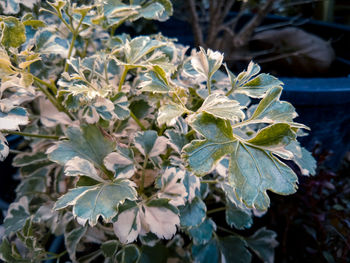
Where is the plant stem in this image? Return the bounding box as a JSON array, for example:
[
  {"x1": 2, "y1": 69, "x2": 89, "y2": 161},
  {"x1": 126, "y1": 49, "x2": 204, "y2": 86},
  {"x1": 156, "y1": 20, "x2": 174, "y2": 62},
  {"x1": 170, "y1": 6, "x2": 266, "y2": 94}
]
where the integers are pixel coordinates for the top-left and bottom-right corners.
[
  {"x1": 140, "y1": 156, "x2": 149, "y2": 193},
  {"x1": 207, "y1": 78, "x2": 212, "y2": 94},
  {"x1": 32, "y1": 76, "x2": 56, "y2": 94},
  {"x1": 118, "y1": 67, "x2": 128, "y2": 92},
  {"x1": 64, "y1": 14, "x2": 86, "y2": 72},
  {"x1": 201, "y1": 179, "x2": 219, "y2": 184},
  {"x1": 130, "y1": 111, "x2": 146, "y2": 131},
  {"x1": 35, "y1": 81, "x2": 75, "y2": 120},
  {"x1": 185, "y1": 129, "x2": 196, "y2": 138},
  {"x1": 1, "y1": 130, "x2": 61, "y2": 140},
  {"x1": 207, "y1": 206, "x2": 226, "y2": 215},
  {"x1": 225, "y1": 86, "x2": 235, "y2": 96}
]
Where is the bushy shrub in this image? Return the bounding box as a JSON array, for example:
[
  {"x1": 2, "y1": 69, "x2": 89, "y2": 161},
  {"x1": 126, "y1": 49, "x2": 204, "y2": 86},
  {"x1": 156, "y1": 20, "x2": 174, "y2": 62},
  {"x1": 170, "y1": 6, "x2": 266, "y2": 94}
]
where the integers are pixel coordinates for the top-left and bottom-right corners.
[{"x1": 0, "y1": 1, "x2": 316, "y2": 262}]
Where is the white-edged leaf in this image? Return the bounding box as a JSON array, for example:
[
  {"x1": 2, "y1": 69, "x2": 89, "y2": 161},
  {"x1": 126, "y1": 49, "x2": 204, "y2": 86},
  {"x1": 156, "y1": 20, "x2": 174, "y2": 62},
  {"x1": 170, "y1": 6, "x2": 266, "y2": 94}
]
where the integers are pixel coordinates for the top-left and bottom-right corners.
[
  {"x1": 285, "y1": 141, "x2": 316, "y2": 176},
  {"x1": 113, "y1": 201, "x2": 141, "y2": 244},
  {"x1": 0, "y1": 133, "x2": 9, "y2": 161},
  {"x1": 157, "y1": 103, "x2": 187, "y2": 126},
  {"x1": 3, "y1": 196, "x2": 30, "y2": 235},
  {"x1": 55, "y1": 180, "x2": 137, "y2": 226},
  {"x1": 156, "y1": 167, "x2": 187, "y2": 206},
  {"x1": 104, "y1": 145, "x2": 136, "y2": 179},
  {"x1": 47, "y1": 124, "x2": 115, "y2": 177},
  {"x1": 113, "y1": 92, "x2": 130, "y2": 120},
  {"x1": 134, "y1": 130, "x2": 168, "y2": 157},
  {"x1": 225, "y1": 62, "x2": 283, "y2": 98},
  {"x1": 191, "y1": 47, "x2": 223, "y2": 81},
  {"x1": 183, "y1": 113, "x2": 298, "y2": 210},
  {"x1": 144, "y1": 199, "x2": 179, "y2": 239},
  {"x1": 197, "y1": 93, "x2": 245, "y2": 122},
  {"x1": 183, "y1": 171, "x2": 200, "y2": 203},
  {"x1": 39, "y1": 97, "x2": 72, "y2": 127},
  {"x1": 65, "y1": 157, "x2": 106, "y2": 182},
  {"x1": 0, "y1": 99, "x2": 28, "y2": 130}
]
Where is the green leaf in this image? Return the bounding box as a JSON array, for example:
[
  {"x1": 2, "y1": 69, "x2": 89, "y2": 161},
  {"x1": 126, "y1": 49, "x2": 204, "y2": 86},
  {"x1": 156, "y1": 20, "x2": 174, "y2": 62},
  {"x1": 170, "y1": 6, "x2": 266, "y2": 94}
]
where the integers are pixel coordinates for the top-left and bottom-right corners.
[
  {"x1": 226, "y1": 199, "x2": 253, "y2": 230},
  {"x1": 139, "y1": 244, "x2": 169, "y2": 263},
  {"x1": 196, "y1": 93, "x2": 245, "y2": 122},
  {"x1": 55, "y1": 180, "x2": 137, "y2": 226},
  {"x1": 3, "y1": 197, "x2": 30, "y2": 235},
  {"x1": 222, "y1": 183, "x2": 253, "y2": 230},
  {"x1": 179, "y1": 197, "x2": 206, "y2": 228},
  {"x1": 65, "y1": 226, "x2": 88, "y2": 262},
  {"x1": 47, "y1": 124, "x2": 115, "y2": 178},
  {"x1": 16, "y1": 167, "x2": 48, "y2": 197},
  {"x1": 135, "y1": 2, "x2": 166, "y2": 21},
  {"x1": 116, "y1": 244, "x2": 140, "y2": 263},
  {"x1": 0, "y1": 133, "x2": 9, "y2": 161},
  {"x1": 104, "y1": 144, "x2": 136, "y2": 179},
  {"x1": 0, "y1": 100, "x2": 28, "y2": 130},
  {"x1": 188, "y1": 218, "x2": 216, "y2": 245},
  {"x1": 34, "y1": 29, "x2": 69, "y2": 57},
  {"x1": 0, "y1": 17, "x2": 26, "y2": 48},
  {"x1": 225, "y1": 62, "x2": 282, "y2": 98},
  {"x1": 192, "y1": 238, "x2": 219, "y2": 263},
  {"x1": 22, "y1": 20, "x2": 46, "y2": 29},
  {"x1": 183, "y1": 113, "x2": 298, "y2": 210},
  {"x1": 134, "y1": 130, "x2": 168, "y2": 157},
  {"x1": 246, "y1": 228, "x2": 278, "y2": 263},
  {"x1": 0, "y1": 237, "x2": 28, "y2": 263},
  {"x1": 101, "y1": 240, "x2": 119, "y2": 258},
  {"x1": 192, "y1": 236, "x2": 252, "y2": 263},
  {"x1": 191, "y1": 47, "x2": 223, "y2": 81}
]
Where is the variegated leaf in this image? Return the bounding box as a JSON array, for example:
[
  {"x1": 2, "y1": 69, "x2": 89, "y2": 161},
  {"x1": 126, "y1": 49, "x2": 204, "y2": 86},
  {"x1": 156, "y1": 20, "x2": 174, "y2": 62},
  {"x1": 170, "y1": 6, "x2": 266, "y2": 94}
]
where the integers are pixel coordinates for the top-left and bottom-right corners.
[
  {"x1": 134, "y1": 130, "x2": 168, "y2": 157},
  {"x1": 113, "y1": 198, "x2": 179, "y2": 243},
  {"x1": 191, "y1": 47, "x2": 223, "y2": 81},
  {"x1": 157, "y1": 103, "x2": 187, "y2": 126},
  {"x1": 0, "y1": 133, "x2": 9, "y2": 161},
  {"x1": 196, "y1": 93, "x2": 245, "y2": 122},
  {"x1": 104, "y1": 145, "x2": 136, "y2": 179},
  {"x1": 54, "y1": 180, "x2": 137, "y2": 226},
  {"x1": 225, "y1": 62, "x2": 282, "y2": 98},
  {"x1": 0, "y1": 99, "x2": 28, "y2": 130},
  {"x1": 183, "y1": 113, "x2": 298, "y2": 210},
  {"x1": 0, "y1": 17, "x2": 26, "y2": 48},
  {"x1": 3, "y1": 196, "x2": 30, "y2": 235},
  {"x1": 65, "y1": 157, "x2": 106, "y2": 182},
  {"x1": 156, "y1": 167, "x2": 187, "y2": 206},
  {"x1": 47, "y1": 124, "x2": 115, "y2": 178}
]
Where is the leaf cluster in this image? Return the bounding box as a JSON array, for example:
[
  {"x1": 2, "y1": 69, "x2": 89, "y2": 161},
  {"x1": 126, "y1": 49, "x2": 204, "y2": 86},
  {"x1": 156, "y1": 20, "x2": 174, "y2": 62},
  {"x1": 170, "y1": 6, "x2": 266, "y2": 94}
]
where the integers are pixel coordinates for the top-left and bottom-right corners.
[{"x1": 0, "y1": 1, "x2": 316, "y2": 262}]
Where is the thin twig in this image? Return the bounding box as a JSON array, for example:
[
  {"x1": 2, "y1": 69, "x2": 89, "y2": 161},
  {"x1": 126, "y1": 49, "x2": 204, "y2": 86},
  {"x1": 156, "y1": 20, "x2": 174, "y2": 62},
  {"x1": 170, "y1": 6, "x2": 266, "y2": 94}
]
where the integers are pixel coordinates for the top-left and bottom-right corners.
[
  {"x1": 188, "y1": 0, "x2": 204, "y2": 47},
  {"x1": 1, "y1": 130, "x2": 61, "y2": 140},
  {"x1": 234, "y1": 0, "x2": 276, "y2": 47}
]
